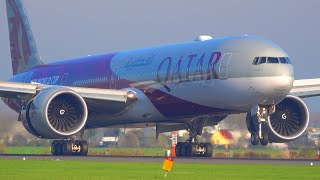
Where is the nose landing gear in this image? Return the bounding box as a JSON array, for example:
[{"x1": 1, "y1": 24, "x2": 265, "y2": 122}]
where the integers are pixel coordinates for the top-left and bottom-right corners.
[{"x1": 247, "y1": 105, "x2": 275, "y2": 146}]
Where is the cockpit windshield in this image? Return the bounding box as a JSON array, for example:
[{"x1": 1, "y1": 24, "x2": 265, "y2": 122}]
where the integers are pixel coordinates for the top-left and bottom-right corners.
[
  {"x1": 252, "y1": 57, "x2": 291, "y2": 65},
  {"x1": 267, "y1": 57, "x2": 279, "y2": 63}
]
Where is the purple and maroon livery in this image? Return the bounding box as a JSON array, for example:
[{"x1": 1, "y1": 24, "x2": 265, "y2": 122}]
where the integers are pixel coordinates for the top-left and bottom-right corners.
[{"x1": 2, "y1": 0, "x2": 315, "y2": 156}]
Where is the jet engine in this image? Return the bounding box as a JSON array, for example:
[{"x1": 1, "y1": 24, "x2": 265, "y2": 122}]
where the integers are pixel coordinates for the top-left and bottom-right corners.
[
  {"x1": 21, "y1": 87, "x2": 88, "y2": 139},
  {"x1": 247, "y1": 95, "x2": 309, "y2": 143}
]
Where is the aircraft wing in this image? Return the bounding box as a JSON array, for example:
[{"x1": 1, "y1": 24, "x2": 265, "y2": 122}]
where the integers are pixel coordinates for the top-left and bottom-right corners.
[
  {"x1": 0, "y1": 81, "x2": 137, "y2": 113},
  {"x1": 290, "y1": 78, "x2": 320, "y2": 98}
]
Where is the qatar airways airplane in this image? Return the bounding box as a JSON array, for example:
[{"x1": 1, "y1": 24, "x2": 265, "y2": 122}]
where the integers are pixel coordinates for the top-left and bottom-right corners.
[{"x1": 2, "y1": 0, "x2": 319, "y2": 157}]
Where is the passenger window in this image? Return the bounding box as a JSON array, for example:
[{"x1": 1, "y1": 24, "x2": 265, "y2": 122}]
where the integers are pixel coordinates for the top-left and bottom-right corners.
[
  {"x1": 252, "y1": 57, "x2": 259, "y2": 65},
  {"x1": 267, "y1": 57, "x2": 279, "y2": 63},
  {"x1": 259, "y1": 57, "x2": 266, "y2": 64},
  {"x1": 279, "y1": 57, "x2": 288, "y2": 64}
]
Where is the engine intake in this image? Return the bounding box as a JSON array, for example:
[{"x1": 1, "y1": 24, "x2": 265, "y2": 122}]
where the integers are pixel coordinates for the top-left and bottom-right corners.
[
  {"x1": 246, "y1": 95, "x2": 309, "y2": 143},
  {"x1": 267, "y1": 95, "x2": 309, "y2": 142},
  {"x1": 22, "y1": 87, "x2": 88, "y2": 139}
]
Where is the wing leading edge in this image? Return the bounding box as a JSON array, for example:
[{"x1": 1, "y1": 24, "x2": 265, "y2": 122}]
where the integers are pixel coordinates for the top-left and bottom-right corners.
[
  {"x1": 0, "y1": 81, "x2": 137, "y2": 113},
  {"x1": 290, "y1": 78, "x2": 320, "y2": 98}
]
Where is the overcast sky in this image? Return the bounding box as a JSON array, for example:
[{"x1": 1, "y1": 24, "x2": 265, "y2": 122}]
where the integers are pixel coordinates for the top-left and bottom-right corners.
[{"x1": 0, "y1": 0, "x2": 320, "y2": 111}]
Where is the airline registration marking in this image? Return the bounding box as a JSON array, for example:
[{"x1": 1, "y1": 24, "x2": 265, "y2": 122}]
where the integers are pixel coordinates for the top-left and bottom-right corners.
[{"x1": 156, "y1": 51, "x2": 222, "y2": 84}]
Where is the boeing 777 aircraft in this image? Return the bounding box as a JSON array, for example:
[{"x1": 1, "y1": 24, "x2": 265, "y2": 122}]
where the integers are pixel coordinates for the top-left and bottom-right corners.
[{"x1": 2, "y1": 0, "x2": 319, "y2": 157}]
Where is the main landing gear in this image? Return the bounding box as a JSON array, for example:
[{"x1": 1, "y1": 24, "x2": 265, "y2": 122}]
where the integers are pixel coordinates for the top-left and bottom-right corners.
[
  {"x1": 247, "y1": 105, "x2": 275, "y2": 146},
  {"x1": 51, "y1": 139, "x2": 88, "y2": 156},
  {"x1": 175, "y1": 120, "x2": 213, "y2": 157}
]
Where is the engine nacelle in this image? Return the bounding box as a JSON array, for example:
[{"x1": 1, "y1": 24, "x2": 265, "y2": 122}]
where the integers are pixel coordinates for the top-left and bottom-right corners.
[
  {"x1": 247, "y1": 95, "x2": 309, "y2": 143},
  {"x1": 21, "y1": 87, "x2": 88, "y2": 139},
  {"x1": 267, "y1": 95, "x2": 309, "y2": 143}
]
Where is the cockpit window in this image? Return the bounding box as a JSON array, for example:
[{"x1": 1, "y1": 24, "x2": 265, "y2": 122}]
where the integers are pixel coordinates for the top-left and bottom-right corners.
[
  {"x1": 260, "y1": 57, "x2": 266, "y2": 64},
  {"x1": 253, "y1": 56, "x2": 292, "y2": 65},
  {"x1": 267, "y1": 57, "x2": 279, "y2": 63},
  {"x1": 285, "y1": 57, "x2": 292, "y2": 64},
  {"x1": 279, "y1": 57, "x2": 288, "y2": 64},
  {"x1": 252, "y1": 57, "x2": 259, "y2": 65}
]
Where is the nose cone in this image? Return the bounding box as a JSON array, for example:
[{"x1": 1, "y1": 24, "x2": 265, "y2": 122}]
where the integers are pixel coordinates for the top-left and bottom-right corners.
[
  {"x1": 255, "y1": 65, "x2": 294, "y2": 106},
  {"x1": 273, "y1": 65, "x2": 294, "y2": 91},
  {"x1": 272, "y1": 75, "x2": 294, "y2": 92},
  {"x1": 258, "y1": 75, "x2": 293, "y2": 105}
]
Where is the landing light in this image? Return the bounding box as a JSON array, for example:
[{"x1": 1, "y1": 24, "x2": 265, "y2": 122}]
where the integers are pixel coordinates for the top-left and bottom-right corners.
[{"x1": 127, "y1": 91, "x2": 137, "y2": 100}]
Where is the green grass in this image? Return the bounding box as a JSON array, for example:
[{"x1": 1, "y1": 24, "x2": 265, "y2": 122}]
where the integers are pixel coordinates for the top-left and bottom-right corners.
[
  {"x1": 6, "y1": 146, "x2": 51, "y2": 154},
  {"x1": 5, "y1": 146, "x2": 166, "y2": 156},
  {"x1": 5, "y1": 146, "x2": 259, "y2": 155},
  {"x1": 0, "y1": 159, "x2": 319, "y2": 179},
  {"x1": 3, "y1": 146, "x2": 313, "y2": 158}
]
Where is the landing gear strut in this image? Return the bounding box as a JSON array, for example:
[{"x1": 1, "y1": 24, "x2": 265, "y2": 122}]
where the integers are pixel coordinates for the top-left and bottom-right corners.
[
  {"x1": 175, "y1": 120, "x2": 212, "y2": 157},
  {"x1": 247, "y1": 105, "x2": 275, "y2": 146},
  {"x1": 51, "y1": 139, "x2": 88, "y2": 156}
]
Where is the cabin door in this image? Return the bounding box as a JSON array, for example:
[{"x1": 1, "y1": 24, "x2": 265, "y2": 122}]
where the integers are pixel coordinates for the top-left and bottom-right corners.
[{"x1": 219, "y1": 53, "x2": 232, "y2": 79}]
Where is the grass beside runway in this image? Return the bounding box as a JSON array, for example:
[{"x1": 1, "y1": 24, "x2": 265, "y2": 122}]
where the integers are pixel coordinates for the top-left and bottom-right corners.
[
  {"x1": 0, "y1": 159, "x2": 319, "y2": 179},
  {"x1": 4, "y1": 146, "x2": 307, "y2": 158},
  {"x1": 4, "y1": 146, "x2": 166, "y2": 156}
]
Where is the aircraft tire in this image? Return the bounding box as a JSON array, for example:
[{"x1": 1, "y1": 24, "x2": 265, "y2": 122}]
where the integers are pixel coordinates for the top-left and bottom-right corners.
[
  {"x1": 79, "y1": 141, "x2": 88, "y2": 156},
  {"x1": 51, "y1": 140, "x2": 63, "y2": 155},
  {"x1": 204, "y1": 143, "x2": 213, "y2": 157},
  {"x1": 260, "y1": 133, "x2": 269, "y2": 146},
  {"x1": 51, "y1": 141, "x2": 58, "y2": 156},
  {"x1": 56, "y1": 141, "x2": 63, "y2": 155},
  {"x1": 246, "y1": 113, "x2": 255, "y2": 134},
  {"x1": 186, "y1": 143, "x2": 196, "y2": 157},
  {"x1": 250, "y1": 132, "x2": 259, "y2": 145},
  {"x1": 175, "y1": 142, "x2": 183, "y2": 157},
  {"x1": 62, "y1": 141, "x2": 72, "y2": 155},
  {"x1": 181, "y1": 142, "x2": 188, "y2": 156}
]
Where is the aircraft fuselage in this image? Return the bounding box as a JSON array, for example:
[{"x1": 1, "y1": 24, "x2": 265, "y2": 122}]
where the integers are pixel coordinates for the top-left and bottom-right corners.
[{"x1": 6, "y1": 35, "x2": 294, "y2": 127}]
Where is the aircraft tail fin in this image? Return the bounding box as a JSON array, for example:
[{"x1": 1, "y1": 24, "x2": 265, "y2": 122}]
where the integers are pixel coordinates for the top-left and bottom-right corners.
[{"x1": 5, "y1": 0, "x2": 44, "y2": 75}]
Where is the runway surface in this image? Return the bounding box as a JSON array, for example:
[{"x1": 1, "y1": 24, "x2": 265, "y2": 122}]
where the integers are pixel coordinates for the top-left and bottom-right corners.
[{"x1": 0, "y1": 154, "x2": 319, "y2": 165}]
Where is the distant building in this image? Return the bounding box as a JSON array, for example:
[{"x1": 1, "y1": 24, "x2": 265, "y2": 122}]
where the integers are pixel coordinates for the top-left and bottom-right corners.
[{"x1": 210, "y1": 129, "x2": 235, "y2": 149}]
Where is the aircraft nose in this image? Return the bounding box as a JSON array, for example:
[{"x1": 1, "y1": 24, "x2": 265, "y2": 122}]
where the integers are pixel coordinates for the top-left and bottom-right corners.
[
  {"x1": 271, "y1": 64, "x2": 294, "y2": 91},
  {"x1": 257, "y1": 75, "x2": 293, "y2": 105},
  {"x1": 272, "y1": 75, "x2": 294, "y2": 91},
  {"x1": 255, "y1": 65, "x2": 294, "y2": 105}
]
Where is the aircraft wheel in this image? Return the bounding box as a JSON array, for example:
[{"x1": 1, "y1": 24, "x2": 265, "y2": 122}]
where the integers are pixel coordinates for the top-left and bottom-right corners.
[
  {"x1": 204, "y1": 143, "x2": 213, "y2": 157},
  {"x1": 62, "y1": 141, "x2": 72, "y2": 155},
  {"x1": 197, "y1": 143, "x2": 205, "y2": 157},
  {"x1": 250, "y1": 132, "x2": 259, "y2": 145},
  {"x1": 56, "y1": 141, "x2": 63, "y2": 155},
  {"x1": 186, "y1": 143, "x2": 196, "y2": 157},
  {"x1": 51, "y1": 141, "x2": 58, "y2": 156},
  {"x1": 175, "y1": 142, "x2": 183, "y2": 157},
  {"x1": 246, "y1": 113, "x2": 255, "y2": 134},
  {"x1": 79, "y1": 141, "x2": 88, "y2": 156},
  {"x1": 52, "y1": 140, "x2": 64, "y2": 155},
  {"x1": 260, "y1": 133, "x2": 269, "y2": 146},
  {"x1": 181, "y1": 142, "x2": 188, "y2": 156}
]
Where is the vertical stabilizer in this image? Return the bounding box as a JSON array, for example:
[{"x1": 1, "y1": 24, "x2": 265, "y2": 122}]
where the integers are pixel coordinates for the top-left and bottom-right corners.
[{"x1": 5, "y1": 0, "x2": 43, "y2": 75}]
